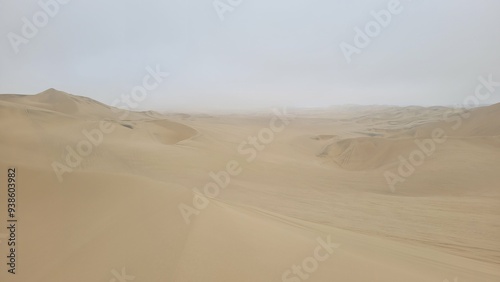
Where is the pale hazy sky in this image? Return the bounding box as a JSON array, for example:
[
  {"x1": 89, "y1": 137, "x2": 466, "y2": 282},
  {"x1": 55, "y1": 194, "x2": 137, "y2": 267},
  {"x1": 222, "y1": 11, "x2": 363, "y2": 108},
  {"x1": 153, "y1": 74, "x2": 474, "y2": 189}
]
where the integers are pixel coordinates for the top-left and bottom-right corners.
[{"x1": 1, "y1": 0, "x2": 500, "y2": 111}]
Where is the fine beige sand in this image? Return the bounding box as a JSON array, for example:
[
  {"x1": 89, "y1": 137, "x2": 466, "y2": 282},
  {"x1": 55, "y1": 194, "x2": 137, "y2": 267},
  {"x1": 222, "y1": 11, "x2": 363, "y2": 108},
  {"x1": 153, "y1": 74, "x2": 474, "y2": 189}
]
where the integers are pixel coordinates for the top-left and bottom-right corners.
[{"x1": 0, "y1": 89, "x2": 499, "y2": 282}]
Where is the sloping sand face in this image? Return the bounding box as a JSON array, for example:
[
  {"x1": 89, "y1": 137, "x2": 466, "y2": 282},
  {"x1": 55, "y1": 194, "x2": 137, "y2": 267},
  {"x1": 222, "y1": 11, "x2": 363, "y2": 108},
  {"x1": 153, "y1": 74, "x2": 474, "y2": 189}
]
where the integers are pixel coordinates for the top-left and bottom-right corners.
[{"x1": 0, "y1": 90, "x2": 499, "y2": 282}]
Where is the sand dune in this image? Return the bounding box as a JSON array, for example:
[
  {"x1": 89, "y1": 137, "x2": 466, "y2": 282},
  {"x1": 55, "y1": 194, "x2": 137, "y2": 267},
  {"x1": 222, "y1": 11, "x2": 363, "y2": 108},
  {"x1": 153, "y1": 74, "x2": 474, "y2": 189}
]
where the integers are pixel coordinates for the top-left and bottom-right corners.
[
  {"x1": 0, "y1": 90, "x2": 499, "y2": 281},
  {"x1": 414, "y1": 103, "x2": 500, "y2": 138}
]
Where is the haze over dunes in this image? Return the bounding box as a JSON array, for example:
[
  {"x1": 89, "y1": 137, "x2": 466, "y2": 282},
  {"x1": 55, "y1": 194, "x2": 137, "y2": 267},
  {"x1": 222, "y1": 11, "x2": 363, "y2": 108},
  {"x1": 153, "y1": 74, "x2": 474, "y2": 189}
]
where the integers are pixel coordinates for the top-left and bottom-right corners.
[{"x1": 0, "y1": 89, "x2": 499, "y2": 281}]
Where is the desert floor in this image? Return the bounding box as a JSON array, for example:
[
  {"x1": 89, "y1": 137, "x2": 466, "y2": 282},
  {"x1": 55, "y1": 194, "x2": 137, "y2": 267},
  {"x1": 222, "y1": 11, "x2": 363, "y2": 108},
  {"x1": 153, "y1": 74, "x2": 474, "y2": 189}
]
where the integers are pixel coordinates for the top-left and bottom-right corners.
[{"x1": 0, "y1": 89, "x2": 499, "y2": 282}]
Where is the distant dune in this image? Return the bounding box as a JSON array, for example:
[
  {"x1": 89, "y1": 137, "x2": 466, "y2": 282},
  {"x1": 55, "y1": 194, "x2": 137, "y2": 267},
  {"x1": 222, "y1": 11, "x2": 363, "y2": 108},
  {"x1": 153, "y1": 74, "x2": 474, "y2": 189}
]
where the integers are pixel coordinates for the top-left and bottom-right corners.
[
  {"x1": 0, "y1": 90, "x2": 499, "y2": 282},
  {"x1": 319, "y1": 103, "x2": 500, "y2": 172}
]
